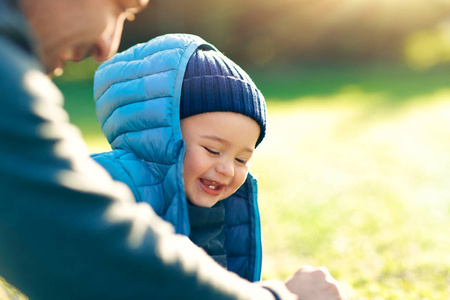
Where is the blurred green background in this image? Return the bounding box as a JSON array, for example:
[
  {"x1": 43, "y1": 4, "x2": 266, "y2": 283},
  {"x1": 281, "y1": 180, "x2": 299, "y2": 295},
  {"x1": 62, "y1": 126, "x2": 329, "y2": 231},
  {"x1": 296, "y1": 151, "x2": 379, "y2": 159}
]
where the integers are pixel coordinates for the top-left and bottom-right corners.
[{"x1": 2, "y1": 0, "x2": 450, "y2": 299}]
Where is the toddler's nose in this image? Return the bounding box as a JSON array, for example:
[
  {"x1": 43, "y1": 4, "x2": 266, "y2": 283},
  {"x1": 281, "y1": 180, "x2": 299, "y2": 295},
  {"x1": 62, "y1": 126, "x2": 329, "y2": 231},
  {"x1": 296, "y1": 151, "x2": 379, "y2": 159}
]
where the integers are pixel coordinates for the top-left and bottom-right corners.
[{"x1": 215, "y1": 158, "x2": 234, "y2": 178}]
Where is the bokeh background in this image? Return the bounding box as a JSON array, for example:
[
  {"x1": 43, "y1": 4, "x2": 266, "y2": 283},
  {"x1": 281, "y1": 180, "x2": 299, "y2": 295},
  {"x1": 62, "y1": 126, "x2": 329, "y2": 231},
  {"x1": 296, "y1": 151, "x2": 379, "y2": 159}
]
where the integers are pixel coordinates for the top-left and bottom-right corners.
[
  {"x1": 3, "y1": 0, "x2": 450, "y2": 299},
  {"x1": 119, "y1": 0, "x2": 450, "y2": 67}
]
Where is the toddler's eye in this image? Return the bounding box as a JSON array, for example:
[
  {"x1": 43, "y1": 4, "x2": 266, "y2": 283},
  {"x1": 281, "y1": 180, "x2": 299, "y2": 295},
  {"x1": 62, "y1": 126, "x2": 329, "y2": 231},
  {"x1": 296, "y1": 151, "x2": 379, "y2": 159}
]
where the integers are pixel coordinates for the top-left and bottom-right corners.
[
  {"x1": 204, "y1": 147, "x2": 219, "y2": 155},
  {"x1": 235, "y1": 158, "x2": 248, "y2": 165}
]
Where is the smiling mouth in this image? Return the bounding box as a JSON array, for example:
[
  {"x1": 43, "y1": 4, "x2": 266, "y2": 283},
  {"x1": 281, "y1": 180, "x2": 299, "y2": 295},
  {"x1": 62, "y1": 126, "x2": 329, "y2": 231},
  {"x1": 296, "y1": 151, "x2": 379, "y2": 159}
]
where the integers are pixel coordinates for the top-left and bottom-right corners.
[
  {"x1": 200, "y1": 179, "x2": 223, "y2": 193},
  {"x1": 202, "y1": 179, "x2": 219, "y2": 189}
]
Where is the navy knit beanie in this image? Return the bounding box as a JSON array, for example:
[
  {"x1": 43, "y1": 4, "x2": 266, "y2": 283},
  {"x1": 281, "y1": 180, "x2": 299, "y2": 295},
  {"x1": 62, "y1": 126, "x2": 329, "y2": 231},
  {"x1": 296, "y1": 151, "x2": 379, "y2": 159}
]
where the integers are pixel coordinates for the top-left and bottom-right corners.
[{"x1": 180, "y1": 48, "x2": 267, "y2": 147}]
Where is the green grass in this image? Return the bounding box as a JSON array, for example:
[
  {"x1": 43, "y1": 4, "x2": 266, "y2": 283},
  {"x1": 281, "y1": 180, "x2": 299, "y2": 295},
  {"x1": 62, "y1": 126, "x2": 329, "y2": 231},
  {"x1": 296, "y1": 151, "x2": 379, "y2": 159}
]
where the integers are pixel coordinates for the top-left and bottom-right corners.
[
  {"x1": 55, "y1": 78, "x2": 110, "y2": 152},
  {"x1": 2, "y1": 63, "x2": 450, "y2": 299},
  {"x1": 254, "y1": 91, "x2": 450, "y2": 299}
]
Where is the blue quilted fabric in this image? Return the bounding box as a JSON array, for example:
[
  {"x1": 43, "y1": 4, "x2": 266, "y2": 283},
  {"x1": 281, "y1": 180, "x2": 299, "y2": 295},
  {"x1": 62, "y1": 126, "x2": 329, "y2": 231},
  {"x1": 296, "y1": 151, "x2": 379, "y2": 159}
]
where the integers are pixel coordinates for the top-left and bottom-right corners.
[{"x1": 92, "y1": 34, "x2": 262, "y2": 282}]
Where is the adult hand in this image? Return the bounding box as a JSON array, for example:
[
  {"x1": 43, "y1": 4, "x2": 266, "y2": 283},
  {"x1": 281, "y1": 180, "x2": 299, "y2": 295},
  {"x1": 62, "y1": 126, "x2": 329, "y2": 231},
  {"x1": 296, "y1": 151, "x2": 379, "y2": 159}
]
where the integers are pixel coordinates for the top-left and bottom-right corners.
[{"x1": 285, "y1": 265, "x2": 348, "y2": 300}]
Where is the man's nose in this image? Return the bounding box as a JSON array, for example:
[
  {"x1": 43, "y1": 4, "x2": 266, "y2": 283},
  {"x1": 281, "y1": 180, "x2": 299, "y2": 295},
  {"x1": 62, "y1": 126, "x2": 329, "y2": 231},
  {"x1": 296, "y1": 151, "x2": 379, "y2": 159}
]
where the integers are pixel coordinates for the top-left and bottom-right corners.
[{"x1": 91, "y1": 18, "x2": 125, "y2": 62}]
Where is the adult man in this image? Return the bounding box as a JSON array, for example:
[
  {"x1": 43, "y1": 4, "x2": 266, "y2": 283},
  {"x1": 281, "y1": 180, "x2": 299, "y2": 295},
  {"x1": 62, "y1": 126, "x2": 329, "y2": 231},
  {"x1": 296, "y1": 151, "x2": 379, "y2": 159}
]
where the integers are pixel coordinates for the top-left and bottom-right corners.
[{"x1": 0, "y1": 0, "x2": 348, "y2": 299}]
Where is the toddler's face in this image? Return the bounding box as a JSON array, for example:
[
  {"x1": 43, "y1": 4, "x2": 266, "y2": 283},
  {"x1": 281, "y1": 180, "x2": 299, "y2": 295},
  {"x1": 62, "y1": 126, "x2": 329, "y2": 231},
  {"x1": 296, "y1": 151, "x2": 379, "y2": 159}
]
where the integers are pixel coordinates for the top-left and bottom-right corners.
[{"x1": 181, "y1": 112, "x2": 260, "y2": 207}]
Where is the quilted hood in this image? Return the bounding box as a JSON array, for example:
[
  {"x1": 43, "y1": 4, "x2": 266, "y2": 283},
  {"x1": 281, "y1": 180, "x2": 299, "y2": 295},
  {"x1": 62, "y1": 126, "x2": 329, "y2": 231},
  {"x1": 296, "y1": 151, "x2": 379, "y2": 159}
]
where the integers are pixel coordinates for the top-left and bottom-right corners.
[{"x1": 94, "y1": 34, "x2": 217, "y2": 163}]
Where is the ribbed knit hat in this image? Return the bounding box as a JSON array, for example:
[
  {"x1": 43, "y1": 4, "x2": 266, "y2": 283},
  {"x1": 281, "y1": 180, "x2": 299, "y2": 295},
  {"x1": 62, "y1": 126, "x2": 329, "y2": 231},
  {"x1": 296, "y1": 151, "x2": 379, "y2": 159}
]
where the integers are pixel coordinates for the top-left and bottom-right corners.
[{"x1": 180, "y1": 48, "x2": 267, "y2": 147}]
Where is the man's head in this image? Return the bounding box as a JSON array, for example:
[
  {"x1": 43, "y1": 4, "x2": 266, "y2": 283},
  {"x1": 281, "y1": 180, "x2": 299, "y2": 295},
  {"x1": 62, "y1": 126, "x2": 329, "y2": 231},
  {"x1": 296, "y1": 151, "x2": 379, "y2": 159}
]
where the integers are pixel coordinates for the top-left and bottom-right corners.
[{"x1": 19, "y1": 0, "x2": 148, "y2": 75}]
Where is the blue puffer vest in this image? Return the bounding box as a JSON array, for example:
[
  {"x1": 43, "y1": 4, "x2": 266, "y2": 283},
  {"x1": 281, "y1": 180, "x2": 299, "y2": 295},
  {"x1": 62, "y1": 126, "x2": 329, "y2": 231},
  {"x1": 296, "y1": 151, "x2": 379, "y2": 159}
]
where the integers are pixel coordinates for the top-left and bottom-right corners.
[{"x1": 91, "y1": 34, "x2": 262, "y2": 282}]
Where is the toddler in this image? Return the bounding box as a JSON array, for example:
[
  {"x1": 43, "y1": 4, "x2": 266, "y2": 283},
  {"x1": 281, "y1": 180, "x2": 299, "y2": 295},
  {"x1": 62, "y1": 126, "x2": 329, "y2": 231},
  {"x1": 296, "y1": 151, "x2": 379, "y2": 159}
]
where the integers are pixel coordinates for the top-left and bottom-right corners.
[{"x1": 92, "y1": 34, "x2": 266, "y2": 282}]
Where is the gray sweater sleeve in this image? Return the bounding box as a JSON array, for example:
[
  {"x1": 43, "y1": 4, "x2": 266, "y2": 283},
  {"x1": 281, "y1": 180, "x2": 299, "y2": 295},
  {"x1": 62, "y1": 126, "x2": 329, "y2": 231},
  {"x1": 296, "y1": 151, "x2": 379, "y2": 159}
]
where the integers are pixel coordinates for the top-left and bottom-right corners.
[{"x1": 0, "y1": 18, "x2": 294, "y2": 300}]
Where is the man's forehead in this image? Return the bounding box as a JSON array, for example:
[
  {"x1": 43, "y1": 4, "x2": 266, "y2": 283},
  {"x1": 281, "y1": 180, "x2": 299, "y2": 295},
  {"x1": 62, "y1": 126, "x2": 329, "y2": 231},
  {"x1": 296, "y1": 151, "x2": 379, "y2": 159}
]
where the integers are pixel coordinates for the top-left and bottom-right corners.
[{"x1": 118, "y1": 0, "x2": 149, "y2": 13}]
